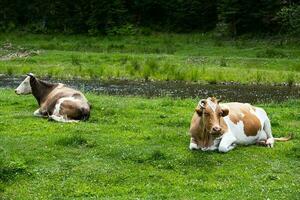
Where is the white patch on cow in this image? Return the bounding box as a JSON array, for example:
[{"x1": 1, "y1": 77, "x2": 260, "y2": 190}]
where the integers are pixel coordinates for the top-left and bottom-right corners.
[
  {"x1": 218, "y1": 129, "x2": 237, "y2": 153},
  {"x1": 49, "y1": 114, "x2": 79, "y2": 123},
  {"x1": 207, "y1": 99, "x2": 217, "y2": 112},
  {"x1": 189, "y1": 142, "x2": 199, "y2": 150},
  {"x1": 189, "y1": 137, "x2": 200, "y2": 150},
  {"x1": 15, "y1": 76, "x2": 32, "y2": 95}
]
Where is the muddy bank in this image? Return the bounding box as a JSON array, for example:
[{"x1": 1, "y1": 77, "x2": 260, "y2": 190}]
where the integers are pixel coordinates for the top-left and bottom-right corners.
[{"x1": 1, "y1": 75, "x2": 299, "y2": 103}]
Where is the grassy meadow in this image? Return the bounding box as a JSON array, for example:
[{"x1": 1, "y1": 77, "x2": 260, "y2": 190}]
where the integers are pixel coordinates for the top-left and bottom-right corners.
[
  {"x1": 0, "y1": 33, "x2": 300, "y2": 84},
  {"x1": 0, "y1": 89, "x2": 299, "y2": 199}
]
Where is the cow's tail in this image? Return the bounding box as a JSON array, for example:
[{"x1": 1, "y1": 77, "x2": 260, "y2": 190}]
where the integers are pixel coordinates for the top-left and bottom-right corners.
[{"x1": 274, "y1": 134, "x2": 292, "y2": 142}]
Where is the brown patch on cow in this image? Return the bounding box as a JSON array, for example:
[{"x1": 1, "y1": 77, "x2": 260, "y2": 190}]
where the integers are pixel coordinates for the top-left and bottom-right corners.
[
  {"x1": 59, "y1": 100, "x2": 83, "y2": 120},
  {"x1": 225, "y1": 102, "x2": 261, "y2": 136},
  {"x1": 30, "y1": 76, "x2": 58, "y2": 105},
  {"x1": 189, "y1": 113, "x2": 202, "y2": 138},
  {"x1": 242, "y1": 112, "x2": 261, "y2": 136}
]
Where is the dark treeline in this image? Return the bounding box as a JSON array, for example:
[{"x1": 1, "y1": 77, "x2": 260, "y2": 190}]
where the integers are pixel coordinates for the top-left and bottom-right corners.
[{"x1": 0, "y1": 0, "x2": 299, "y2": 35}]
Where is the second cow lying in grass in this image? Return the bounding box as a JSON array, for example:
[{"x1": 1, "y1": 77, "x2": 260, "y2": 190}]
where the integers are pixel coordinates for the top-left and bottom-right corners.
[
  {"x1": 189, "y1": 97, "x2": 290, "y2": 153},
  {"x1": 15, "y1": 73, "x2": 91, "y2": 122}
]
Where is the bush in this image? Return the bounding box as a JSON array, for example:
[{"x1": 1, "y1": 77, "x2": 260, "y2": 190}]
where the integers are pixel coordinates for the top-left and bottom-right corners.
[
  {"x1": 256, "y1": 48, "x2": 288, "y2": 58},
  {"x1": 277, "y1": 5, "x2": 300, "y2": 35},
  {"x1": 106, "y1": 24, "x2": 139, "y2": 36}
]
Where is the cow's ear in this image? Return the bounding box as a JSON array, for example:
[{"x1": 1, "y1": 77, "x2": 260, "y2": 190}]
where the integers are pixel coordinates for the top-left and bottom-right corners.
[
  {"x1": 221, "y1": 108, "x2": 229, "y2": 117},
  {"x1": 195, "y1": 107, "x2": 203, "y2": 116}
]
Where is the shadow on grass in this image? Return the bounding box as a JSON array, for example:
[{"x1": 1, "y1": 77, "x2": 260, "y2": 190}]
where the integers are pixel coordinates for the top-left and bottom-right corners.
[
  {"x1": 55, "y1": 135, "x2": 95, "y2": 148},
  {"x1": 0, "y1": 157, "x2": 29, "y2": 192},
  {"x1": 0, "y1": 165, "x2": 26, "y2": 183},
  {"x1": 117, "y1": 147, "x2": 219, "y2": 172},
  {"x1": 183, "y1": 150, "x2": 221, "y2": 169},
  {"x1": 285, "y1": 146, "x2": 300, "y2": 159}
]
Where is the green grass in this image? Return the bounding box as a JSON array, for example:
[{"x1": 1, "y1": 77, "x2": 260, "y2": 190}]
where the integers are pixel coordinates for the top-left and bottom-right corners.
[
  {"x1": 0, "y1": 89, "x2": 299, "y2": 199},
  {"x1": 0, "y1": 33, "x2": 300, "y2": 84}
]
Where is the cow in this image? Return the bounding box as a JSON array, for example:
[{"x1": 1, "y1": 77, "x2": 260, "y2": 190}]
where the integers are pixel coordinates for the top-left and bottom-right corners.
[
  {"x1": 189, "y1": 97, "x2": 291, "y2": 153},
  {"x1": 15, "y1": 73, "x2": 91, "y2": 122}
]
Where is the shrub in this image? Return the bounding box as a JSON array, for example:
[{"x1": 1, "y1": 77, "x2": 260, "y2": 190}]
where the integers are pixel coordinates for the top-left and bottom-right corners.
[
  {"x1": 277, "y1": 5, "x2": 300, "y2": 35},
  {"x1": 287, "y1": 72, "x2": 295, "y2": 87},
  {"x1": 55, "y1": 135, "x2": 89, "y2": 147},
  {"x1": 256, "y1": 48, "x2": 287, "y2": 58}
]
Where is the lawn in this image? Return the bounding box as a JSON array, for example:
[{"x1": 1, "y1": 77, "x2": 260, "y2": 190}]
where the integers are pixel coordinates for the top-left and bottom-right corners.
[
  {"x1": 0, "y1": 33, "x2": 300, "y2": 84},
  {"x1": 0, "y1": 89, "x2": 299, "y2": 199}
]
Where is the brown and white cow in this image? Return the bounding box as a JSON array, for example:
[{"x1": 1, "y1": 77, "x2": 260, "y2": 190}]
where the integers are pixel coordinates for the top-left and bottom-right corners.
[
  {"x1": 189, "y1": 97, "x2": 290, "y2": 153},
  {"x1": 15, "y1": 73, "x2": 91, "y2": 122}
]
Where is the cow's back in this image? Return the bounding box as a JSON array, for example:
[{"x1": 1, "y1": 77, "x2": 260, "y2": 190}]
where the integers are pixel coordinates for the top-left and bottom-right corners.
[
  {"x1": 40, "y1": 84, "x2": 88, "y2": 114},
  {"x1": 222, "y1": 102, "x2": 268, "y2": 144}
]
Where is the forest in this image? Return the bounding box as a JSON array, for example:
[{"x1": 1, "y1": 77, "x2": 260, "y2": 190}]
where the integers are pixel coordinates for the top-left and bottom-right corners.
[{"x1": 0, "y1": 0, "x2": 300, "y2": 36}]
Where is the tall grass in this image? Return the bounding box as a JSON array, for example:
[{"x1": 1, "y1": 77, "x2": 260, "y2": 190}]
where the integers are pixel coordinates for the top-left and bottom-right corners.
[{"x1": 0, "y1": 33, "x2": 300, "y2": 84}]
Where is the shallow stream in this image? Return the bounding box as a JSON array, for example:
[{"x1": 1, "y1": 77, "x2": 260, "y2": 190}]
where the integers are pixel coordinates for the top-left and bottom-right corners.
[{"x1": 1, "y1": 75, "x2": 299, "y2": 103}]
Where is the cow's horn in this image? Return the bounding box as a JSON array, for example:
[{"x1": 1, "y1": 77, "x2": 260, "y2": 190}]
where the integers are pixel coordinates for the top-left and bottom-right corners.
[{"x1": 199, "y1": 99, "x2": 207, "y2": 109}]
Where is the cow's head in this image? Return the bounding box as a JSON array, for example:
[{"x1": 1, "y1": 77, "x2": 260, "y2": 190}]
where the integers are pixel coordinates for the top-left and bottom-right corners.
[
  {"x1": 195, "y1": 97, "x2": 229, "y2": 135},
  {"x1": 15, "y1": 73, "x2": 35, "y2": 95}
]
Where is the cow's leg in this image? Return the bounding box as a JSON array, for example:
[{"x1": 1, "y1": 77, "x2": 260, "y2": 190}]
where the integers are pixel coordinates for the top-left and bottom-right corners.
[
  {"x1": 33, "y1": 108, "x2": 42, "y2": 117},
  {"x1": 189, "y1": 137, "x2": 200, "y2": 150},
  {"x1": 33, "y1": 108, "x2": 48, "y2": 117},
  {"x1": 49, "y1": 114, "x2": 79, "y2": 123},
  {"x1": 49, "y1": 98, "x2": 80, "y2": 123},
  {"x1": 49, "y1": 96, "x2": 90, "y2": 123},
  {"x1": 218, "y1": 132, "x2": 237, "y2": 153},
  {"x1": 256, "y1": 140, "x2": 267, "y2": 146},
  {"x1": 201, "y1": 145, "x2": 218, "y2": 151},
  {"x1": 201, "y1": 137, "x2": 221, "y2": 151},
  {"x1": 263, "y1": 118, "x2": 274, "y2": 148}
]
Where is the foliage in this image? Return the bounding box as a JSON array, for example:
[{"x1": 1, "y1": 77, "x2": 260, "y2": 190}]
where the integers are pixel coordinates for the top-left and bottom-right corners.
[
  {"x1": 1, "y1": 0, "x2": 299, "y2": 35},
  {"x1": 1, "y1": 33, "x2": 300, "y2": 84},
  {"x1": 276, "y1": 5, "x2": 300, "y2": 35},
  {"x1": 0, "y1": 0, "x2": 217, "y2": 34},
  {"x1": 217, "y1": 0, "x2": 284, "y2": 36}
]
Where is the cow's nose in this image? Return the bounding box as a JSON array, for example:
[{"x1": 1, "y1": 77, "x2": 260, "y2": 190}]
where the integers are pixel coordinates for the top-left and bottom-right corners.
[
  {"x1": 14, "y1": 89, "x2": 17, "y2": 94},
  {"x1": 212, "y1": 126, "x2": 221, "y2": 132}
]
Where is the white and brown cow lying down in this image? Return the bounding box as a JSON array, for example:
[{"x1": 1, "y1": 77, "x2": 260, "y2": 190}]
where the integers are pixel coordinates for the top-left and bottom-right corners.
[
  {"x1": 189, "y1": 97, "x2": 291, "y2": 153},
  {"x1": 15, "y1": 73, "x2": 91, "y2": 122}
]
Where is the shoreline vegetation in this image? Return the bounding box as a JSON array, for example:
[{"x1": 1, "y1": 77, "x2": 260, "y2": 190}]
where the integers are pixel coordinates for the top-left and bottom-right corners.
[{"x1": 0, "y1": 33, "x2": 300, "y2": 85}]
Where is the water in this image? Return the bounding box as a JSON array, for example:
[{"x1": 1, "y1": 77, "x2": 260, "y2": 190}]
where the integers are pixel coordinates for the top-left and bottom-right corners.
[{"x1": 1, "y1": 75, "x2": 299, "y2": 103}]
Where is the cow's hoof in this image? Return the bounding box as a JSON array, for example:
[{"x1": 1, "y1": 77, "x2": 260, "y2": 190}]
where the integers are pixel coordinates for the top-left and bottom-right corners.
[
  {"x1": 189, "y1": 143, "x2": 199, "y2": 150},
  {"x1": 266, "y1": 138, "x2": 274, "y2": 148}
]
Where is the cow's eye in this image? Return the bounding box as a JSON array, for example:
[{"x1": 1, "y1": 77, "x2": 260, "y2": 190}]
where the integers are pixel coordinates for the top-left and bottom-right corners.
[{"x1": 204, "y1": 112, "x2": 210, "y2": 116}]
